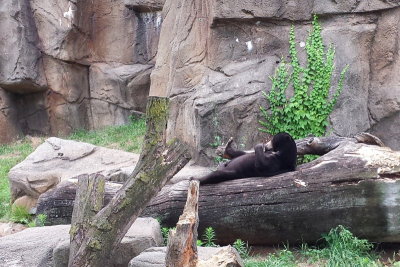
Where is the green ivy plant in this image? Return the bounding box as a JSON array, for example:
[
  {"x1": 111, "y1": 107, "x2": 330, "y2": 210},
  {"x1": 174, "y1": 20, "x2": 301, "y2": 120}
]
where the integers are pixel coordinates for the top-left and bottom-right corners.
[{"x1": 259, "y1": 15, "x2": 348, "y2": 140}]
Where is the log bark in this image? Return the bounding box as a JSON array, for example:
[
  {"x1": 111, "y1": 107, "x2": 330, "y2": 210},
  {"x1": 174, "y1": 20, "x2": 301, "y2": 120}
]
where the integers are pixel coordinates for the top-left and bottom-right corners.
[
  {"x1": 143, "y1": 135, "x2": 400, "y2": 245},
  {"x1": 68, "y1": 96, "x2": 191, "y2": 267},
  {"x1": 165, "y1": 180, "x2": 199, "y2": 267},
  {"x1": 69, "y1": 174, "x2": 105, "y2": 264}
]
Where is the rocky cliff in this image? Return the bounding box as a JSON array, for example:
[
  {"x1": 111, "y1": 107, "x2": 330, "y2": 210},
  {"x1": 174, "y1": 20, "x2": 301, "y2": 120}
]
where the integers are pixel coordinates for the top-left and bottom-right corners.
[
  {"x1": 0, "y1": 0, "x2": 162, "y2": 140},
  {"x1": 1, "y1": 0, "x2": 400, "y2": 165}
]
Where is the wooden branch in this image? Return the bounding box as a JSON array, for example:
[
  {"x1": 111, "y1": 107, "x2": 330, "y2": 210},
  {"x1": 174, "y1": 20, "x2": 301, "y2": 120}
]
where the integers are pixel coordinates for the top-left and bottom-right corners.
[
  {"x1": 68, "y1": 174, "x2": 105, "y2": 266},
  {"x1": 165, "y1": 180, "x2": 199, "y2": 267},
  {"x1": 68, "y1": 97, "x2": 191, "y2": 266},
  {"x1": 143, "y1": 139, "x2": 400, "y2": 245}
]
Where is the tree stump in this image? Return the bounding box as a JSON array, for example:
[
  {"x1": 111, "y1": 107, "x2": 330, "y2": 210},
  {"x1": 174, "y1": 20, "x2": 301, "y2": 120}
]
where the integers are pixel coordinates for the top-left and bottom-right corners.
[
  {"x1": 165, "y1": 180, "x2": 199, "y2": 267},
  {"x1": 68, "y1": 96, "x2": 191, "y2": 267}
]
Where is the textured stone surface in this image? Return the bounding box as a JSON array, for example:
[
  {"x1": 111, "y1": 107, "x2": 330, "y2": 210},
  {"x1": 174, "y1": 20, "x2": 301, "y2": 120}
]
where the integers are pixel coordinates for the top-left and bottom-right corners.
[
  {"x1": 8, "y1": 137, "x2": 139, "y2": 208},
  {"x1": 89, "y1": 63, "x2": 152, "y2": 129},
  {"x1": 148, "y1": 0, "x2": 400, "y2": 165},
  {"x1": 129, "y1": 246, "x2": 226, "y2": 267},
  {"x1": 30, "y1": 0, "x2": 90, "y2": 62},
  {"x1": 0, "y1": 225, "x2": 70, "y2": 267},
  {"x1": 1, "y1": 0, "x2": 400, "y2": 158},
  {"x1": 0, "y1": 218, "x2": 162, "y2": 267},
  {"x1": 0, "y1": 90, "x2": 21, "y2": 144},
  {"x1": 0, "y1": 0, "x2": 160, "y2": 138},
  {"x1": 0, "y1": 222, "x2": 26, "y2": 238},
  {"x1": 124, "y1": 0, "x2": 165, "y2": 11},
  {"x1": 44, "y1": 57, "x2": 90, "y2": 135},
  {"x1": 197, "y1": 246, "x2": 244, "y2": 267},
  {"x1": 0, "y1": 0, "x2": 47, "y2": 94}
]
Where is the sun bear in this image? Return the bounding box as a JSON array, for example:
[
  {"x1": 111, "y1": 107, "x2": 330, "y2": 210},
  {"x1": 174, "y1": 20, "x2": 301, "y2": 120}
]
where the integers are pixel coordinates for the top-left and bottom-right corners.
[{"x1": 194, "y1": 132, "x2": 297, "y2": 184}]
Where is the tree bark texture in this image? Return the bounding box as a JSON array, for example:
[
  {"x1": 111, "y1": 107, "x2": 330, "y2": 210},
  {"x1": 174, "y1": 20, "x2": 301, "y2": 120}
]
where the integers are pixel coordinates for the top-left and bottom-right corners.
[
  {"x1": 68, "y1": 96, "x2": 191, "y2": 267},
  {"x1": 68, "y1": 174, "x2": 105, "y2": 266},
  {"x1": 143, "y1": 135, "x2": 400, "y2": 245},
  {"x1": 165, "y1": 180, "x2": 199, "y2": 267}
]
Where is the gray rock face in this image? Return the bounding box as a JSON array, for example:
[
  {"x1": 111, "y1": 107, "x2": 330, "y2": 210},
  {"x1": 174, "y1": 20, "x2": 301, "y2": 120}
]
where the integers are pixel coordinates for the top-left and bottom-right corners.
[
  {"x1": 124, "y1": 0, "x2": 165, "y2": 11},
  {"x1": 0, "y1": 90, "x2": 21, "y2": 143},
  {"x1": 149, "y1": 0, "x2": 400, "y2": 165},
  {"x1": 8, "y1": 137, "x2": 139, "y2": 210},
  {"x1": 0, "y1": 0, "x2": 400, "y2": 161},
  {"x1": 0, "y1": 218, "x2": 162, "y2": 267},
  {"x1": 89, "y1": 63, "x2": 152, "y2": 129},
  {"x1": 0, "y1": 0, "x2": 47, "y2": 94},
  {"x1": 0, "y1": 0, "x2": 162, "y2": 141}
]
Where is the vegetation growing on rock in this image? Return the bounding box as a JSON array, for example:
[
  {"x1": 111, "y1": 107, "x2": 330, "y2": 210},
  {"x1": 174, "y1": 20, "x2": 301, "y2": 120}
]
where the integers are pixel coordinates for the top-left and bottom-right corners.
[{"x1": 259, "y1": 15, "x2": 348, "y2": 140}]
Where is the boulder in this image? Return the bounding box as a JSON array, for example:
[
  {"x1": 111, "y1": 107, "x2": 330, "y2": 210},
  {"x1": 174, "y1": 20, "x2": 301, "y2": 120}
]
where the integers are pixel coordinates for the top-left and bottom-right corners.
[
  {"x1": 0, "y1": 222, "x2": 27, "y2": 237},
  {"x1": 0, "y1": 217, "x2": 162, "y2": 267},
  {"x1": 89, "y1": 63, "x2": 152, "y2": 129},
  {"x1": 197, "y1": 246, "x2": 244, "y2": 267},
  {"x1": 0, "y1": 224, "x2": 70, "y2": 267},
  {"x1": 8, "y1": 137, "x2": 139, "y2": 210},
  {"x1": 128, "y1": 246, "x2": 227, "y2": 267}
]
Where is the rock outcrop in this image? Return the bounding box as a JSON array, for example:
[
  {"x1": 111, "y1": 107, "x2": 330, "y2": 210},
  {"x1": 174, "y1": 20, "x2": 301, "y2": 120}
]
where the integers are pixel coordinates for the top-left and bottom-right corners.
[
  {"x1": 8, "y1": 137, "x2": 139, "y2": 211},
  {"x1": 149, "y1": 0, "x2": 400, "y2": 164},
  {"x1": 1, "y1": 0, "x2": 400, "y2": 164},
  {"x1": 0, "y1": 0, "x2": 162, "y2": 141}
]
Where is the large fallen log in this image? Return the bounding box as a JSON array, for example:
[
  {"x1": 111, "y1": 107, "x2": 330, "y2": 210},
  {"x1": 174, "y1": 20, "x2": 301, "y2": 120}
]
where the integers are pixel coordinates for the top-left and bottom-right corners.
[{"x1": 143, "y1": 134, "x2": 400, "y2": 245}]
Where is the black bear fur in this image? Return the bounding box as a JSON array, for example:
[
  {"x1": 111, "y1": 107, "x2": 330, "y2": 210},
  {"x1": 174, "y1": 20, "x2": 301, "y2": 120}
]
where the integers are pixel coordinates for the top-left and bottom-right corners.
[{"x1": 195, "y1": 132, "x2": 297, "y2": 184}]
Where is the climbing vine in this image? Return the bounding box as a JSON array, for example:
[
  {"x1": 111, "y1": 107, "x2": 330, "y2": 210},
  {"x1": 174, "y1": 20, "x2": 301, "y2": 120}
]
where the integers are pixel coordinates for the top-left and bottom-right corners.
[{"x1": 259, "y1": 15, "x2": 348, "y2": 140}]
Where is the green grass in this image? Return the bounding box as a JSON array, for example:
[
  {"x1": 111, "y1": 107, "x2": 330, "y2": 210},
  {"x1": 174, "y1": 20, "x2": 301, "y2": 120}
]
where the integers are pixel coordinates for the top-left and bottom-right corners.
[
  {"x1": 0, "y1": 141, "x2": 35, "y2": 220},
  {"x1": 246, "y1": 249, "x2": 296, "y2": 267},
  {"x1": 244, "y1": 225, "x2": 389, "y2": 267},
  {"x1": 0, "y1": 118, "x2": 147, "y2": 222},
  {"x1": 69, "y1": 118, "x2": 146, "y2": 153}
]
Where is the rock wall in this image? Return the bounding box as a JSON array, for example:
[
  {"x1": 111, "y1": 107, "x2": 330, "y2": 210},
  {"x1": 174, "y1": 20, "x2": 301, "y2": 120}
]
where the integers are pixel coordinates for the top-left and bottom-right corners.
[
  {"x1": 1, "y1": 0, "x2": 400, "y2": 165},
  {"x1": 0, "y1": 0, "x2": 162, "y2": 141},
  {"x1": 149, "y1": 0, "x2": 400, "y2": 164}
]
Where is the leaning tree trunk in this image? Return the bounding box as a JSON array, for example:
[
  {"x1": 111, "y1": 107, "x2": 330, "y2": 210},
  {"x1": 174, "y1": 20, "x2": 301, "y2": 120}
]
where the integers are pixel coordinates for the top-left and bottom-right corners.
[
  {"x1": 143, "y1": 134, "x2": 400, "y2": 245},
  {"x1": 68, "y1": 97, "x2": 191, "y2": 267}
]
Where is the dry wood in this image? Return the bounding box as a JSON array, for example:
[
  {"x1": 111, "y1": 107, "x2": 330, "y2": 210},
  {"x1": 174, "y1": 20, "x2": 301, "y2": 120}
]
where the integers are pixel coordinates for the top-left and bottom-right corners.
[
  {"x1": 68, "y1": 96, "x2": 191, "y2": 266},
  {"x1": 165, "y1": 180, "x2": 200, "y2": 267}
]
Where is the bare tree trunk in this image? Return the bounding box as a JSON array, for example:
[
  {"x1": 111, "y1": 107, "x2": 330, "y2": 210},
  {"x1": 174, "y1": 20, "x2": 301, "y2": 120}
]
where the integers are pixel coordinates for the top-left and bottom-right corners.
[
  {"x1": 68, "y1": 96, "x2": 191, "y2": 267},
  {"x1": 69, "y1": 174, "x2": 106, "y2": 262},
  {"x1": 165, "y1": 180, "x2": 199, "y2": 267}
]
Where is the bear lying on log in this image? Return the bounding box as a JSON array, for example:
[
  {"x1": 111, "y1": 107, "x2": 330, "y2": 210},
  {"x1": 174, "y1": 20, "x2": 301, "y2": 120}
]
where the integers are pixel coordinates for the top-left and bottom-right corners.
[
  {"x1": 36, "y1": 133, "x2": 400, "y2": 245},
  {"x1": 143, "y1": 133, "x2": 400, "y2": 245},
  {"x1": 194, "y1": 133, "x2": 297, "y2": 184}
]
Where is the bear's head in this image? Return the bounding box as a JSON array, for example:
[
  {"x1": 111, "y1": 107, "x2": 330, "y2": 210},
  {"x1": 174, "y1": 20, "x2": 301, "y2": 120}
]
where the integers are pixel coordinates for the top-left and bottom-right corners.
[{"x1": 267, "y1": 132, "x2": 297, "y2": 170}]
